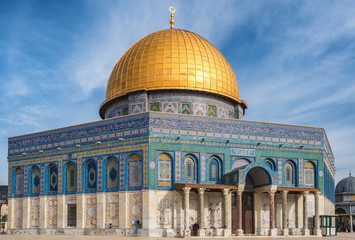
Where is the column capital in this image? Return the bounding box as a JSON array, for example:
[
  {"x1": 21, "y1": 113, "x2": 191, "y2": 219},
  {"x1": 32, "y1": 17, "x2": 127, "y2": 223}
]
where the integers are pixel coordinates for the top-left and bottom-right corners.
[
  {"x1": 223, "y1": 188, "x2": 230, "y2": 195},
  {"x1": 198, "y1": 188, "x2": 206, "y2": 195},
  {"x1": 183, "y1": 187, "x2": 191, "y2": 194},
  {"x1": 282, "y1": 190, "x2": 289, "y2": 195},
  {"x1": 302, "y1": 191, "x2": 310, "y2": 196},
  {"x1": 269, "y1": 190, "x2": 276, "y2": 197},
  {"x1": 314, "y1": 191, "x2": 320, "y2": 197}
]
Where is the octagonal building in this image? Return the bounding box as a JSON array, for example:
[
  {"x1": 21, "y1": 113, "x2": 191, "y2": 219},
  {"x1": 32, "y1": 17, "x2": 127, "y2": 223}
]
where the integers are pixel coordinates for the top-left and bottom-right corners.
[{"x1": 7, "y1": 12, "x2": 335, "y2": 237}]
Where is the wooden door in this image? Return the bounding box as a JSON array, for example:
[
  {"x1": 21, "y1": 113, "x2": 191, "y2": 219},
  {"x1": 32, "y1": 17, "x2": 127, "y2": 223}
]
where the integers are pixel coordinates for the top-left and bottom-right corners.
[
  {"x1": 244, "y1": 210, "x2": 253, "y2": 234},
  {"x1": 242, "y1": 192, "x2": 254, "y2": 234}
]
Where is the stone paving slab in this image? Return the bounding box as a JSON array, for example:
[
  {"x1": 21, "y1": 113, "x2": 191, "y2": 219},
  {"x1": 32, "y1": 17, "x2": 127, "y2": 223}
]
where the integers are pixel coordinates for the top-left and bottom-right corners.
[{"x1": 0, "y1": 233, "x2": 354, "y2": 240}]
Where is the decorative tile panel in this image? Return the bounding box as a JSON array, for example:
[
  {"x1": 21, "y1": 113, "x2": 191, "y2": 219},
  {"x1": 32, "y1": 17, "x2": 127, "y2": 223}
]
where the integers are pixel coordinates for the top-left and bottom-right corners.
[
  {"x1": 97, "y1": 159, "x2": 102, "y2": 190},
  {"x1": 208, "y1": 105, "x2": 216, "y2": 117},
  {"x1": 201, "y1": 154, "x2": 206, "y2": 182},
  {"x1": 193, "y1": 103, "x2": 207, "y2": 116},
  {"x1": 162, "y1": 102, "x2": 178, "y2": 113},
  {"x1": 180, "y1": 102, "x2": 191, "y2": 114},
  {"x1": 149, "y1": 102, "x2": 160, "y2": 112},
  {"x1": 175, "y1": 151, "x2": 181, "y2": 181},
  {"x1": 119, "y1": 154, "x2": 125, "y2": 189}
]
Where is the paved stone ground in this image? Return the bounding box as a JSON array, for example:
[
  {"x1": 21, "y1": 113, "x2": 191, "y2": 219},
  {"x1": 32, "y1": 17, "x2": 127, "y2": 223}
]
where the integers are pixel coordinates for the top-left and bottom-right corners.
[{"x1": 0, "y1": 232, "x2": 354, "y2": 240}]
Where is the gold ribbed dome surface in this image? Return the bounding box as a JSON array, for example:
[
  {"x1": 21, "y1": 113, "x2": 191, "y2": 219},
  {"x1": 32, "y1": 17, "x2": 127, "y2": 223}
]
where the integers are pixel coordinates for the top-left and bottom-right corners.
[{"x1": 102, "y1": 29, "x2": 244, "y2": 111}]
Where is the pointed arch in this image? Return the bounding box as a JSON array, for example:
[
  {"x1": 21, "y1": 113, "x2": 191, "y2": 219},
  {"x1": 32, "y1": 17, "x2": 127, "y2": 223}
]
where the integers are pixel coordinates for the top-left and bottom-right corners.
[
  {"x1": 157, "y1": 153, "x2": 173, "y2": 187},
  {"x1": 128, "y1": 153, "x2": 143, "y2": 188},
  {"x1": 66, "y1": 161, "x2": 76, "y2": 192},
  {"x1": 284, "y1": 160, "x2": 296, "y2": 186},
  {"x1": 184, "y1": 155, "x2": 198, "y2": 182},
  {"x1": 264, "y1": 158, "x2": 276, "y2": 171},
  {"x1": 48, "y1": 164, "x2": 58, "y2": 193},
  {"x1": 208, "y1": 157, "x2": 221, "y2": 183},
  {"x1": 14, "y1": 167, "x2": 24, "y2": 196},
  {"x1": 106, "y1": 156, "x2": 119, "y2": 189},
  {"x1": 304, "y1": 161, "x2": 316, "y2": 187},
  {"x1": 31, "y1": 165, "x2": 40, "y2": 195},
  {"x1": 85, "y1": 159, "x2": 97, "y2": 191}
]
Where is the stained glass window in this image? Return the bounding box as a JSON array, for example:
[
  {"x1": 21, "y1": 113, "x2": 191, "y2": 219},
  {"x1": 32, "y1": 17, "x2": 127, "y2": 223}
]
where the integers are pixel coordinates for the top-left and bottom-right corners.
[
  {"x1": 67, "y1": 163, "x2": 76, "y2": 191},
  {"x1": 15, "y1": 168, "x2": 24, "y2": 195},
  {"x1": 49, "y1": 165, "x2": 58, "y2": 192},
  {"x1": 184, "y1": 157, "x2": 195, "y2": 181},
  {"x1": 107, "y1": 157, "x2": 118, "y2": 188},
  {"x1": 32, "y1": 166, "x2": 40, "y2": 194},
  {"x1": 209, "y1": 159, "x2": 219, "y2": 182},
  {"x1": 304, "y1": 161, "x2": 315, "y2": 187},
  {"x1": 284, "y1": 163, "x2": 293, "y2": 185},
  {"x1": 87, "y1": 160, "x2": 97, "y2": 190},
  {"x1": 157, "y1": 153, "x2": 172, "y2": 187},
  {"x1": 128, "y1": 153, "x2": 142, "y2": 188}
]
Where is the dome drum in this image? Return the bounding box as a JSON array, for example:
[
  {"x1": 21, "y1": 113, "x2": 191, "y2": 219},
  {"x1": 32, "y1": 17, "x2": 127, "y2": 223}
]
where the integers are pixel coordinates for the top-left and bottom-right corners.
[{"x1": 101, "y1": 89, "x2": 245, "y2": 119}]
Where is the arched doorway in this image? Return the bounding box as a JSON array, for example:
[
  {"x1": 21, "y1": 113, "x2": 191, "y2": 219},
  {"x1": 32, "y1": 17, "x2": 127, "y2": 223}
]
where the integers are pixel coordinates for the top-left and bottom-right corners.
[{"x1": 232, "y1": 165, "x2": 273, "y2": 235}]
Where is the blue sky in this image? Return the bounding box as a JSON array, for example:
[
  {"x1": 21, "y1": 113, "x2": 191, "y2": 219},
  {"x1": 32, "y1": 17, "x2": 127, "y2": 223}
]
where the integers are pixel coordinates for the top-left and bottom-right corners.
[{"x1": 1, "y1": 0, "x2": 355, "y2": 185}]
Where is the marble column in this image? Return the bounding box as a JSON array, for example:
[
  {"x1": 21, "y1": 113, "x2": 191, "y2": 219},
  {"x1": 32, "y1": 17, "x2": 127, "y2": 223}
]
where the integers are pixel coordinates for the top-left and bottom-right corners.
[
  {"x1": 282, "y1": 191, "x2": 289, "y2": 236},
  {"x1": 236, "y1": 190, "x2": 243, "y2": 236},
  {"x1": 183, "y1": 187, "x2": 191, "y2": 238},
  {"x1": 269, "y1": 191, "x2": 277, "y2": 236},
  {"x1": 314, "y1": 192, "x2": 322, "y2": 236},
  {"x1": 223, "y1": 189, "x2": 231, "y2": 236},
  {"x1": 302, "y1": 191, "x2": 310, "y2": 236},
  {"x1": 198, "y1": 188, "x2": 205, "y2": 237},
  {"x1": 350, "y1": 214, "x2": 353, "y2": 233}
]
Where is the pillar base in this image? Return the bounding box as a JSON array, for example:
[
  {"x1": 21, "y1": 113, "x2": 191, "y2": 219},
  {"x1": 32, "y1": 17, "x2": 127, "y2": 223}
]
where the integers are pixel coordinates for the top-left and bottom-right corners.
[
  {"x1": 198, "y1": 229, "x2": 205, "y2": 237},
  {"x1": 237, "y1": 229, "x2": 244, "y2": 236},
  {"x1": 184, "y1": 229, "x2": 191, "y2": 238},
  {"x1": 313, "y1": 228, "x2": 322, "y2": 237},
  {"x1": 223, "y1": 229, "x2": 231, "y2": 237},
  {"x1": 302, "y1": 229, "x2": 310, "y2": 236},
  {"x1": 269, "y1": 228, "x2": 277, "y2": 236},
  {"x1": 282, "y1": 228, "x2": 289, "y2": 236}
]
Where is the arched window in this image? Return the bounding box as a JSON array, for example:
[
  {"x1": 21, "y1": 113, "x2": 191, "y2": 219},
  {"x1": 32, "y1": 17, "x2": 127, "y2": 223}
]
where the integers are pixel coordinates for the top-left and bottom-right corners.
[
  {"x1": 304, "y1": 161, "x2": 316, "y2": 187},
  {"x1": 107, "y1": 157, "x2": 118, "y2": 189},
  {"x1": 208, "y1": 158, "x2": 220, "y2": 182},
  {"x1": 86, "y1": 160, "x2": 97, "y2": 190},
  {"x1": 284, "y1": 162, "x2": 294, "y2": 185},
  {"x1": 48, "y1": 164, "x2": 58, "y2": 192},
  {"x1": 157, "y1": 153, "x2": 173, "y2": 187},
  {"x1": 67, "y1": 162, "x2": 76, "y2": 192},
  {"x1": 184, "y1": 157, "x2": 196, "y2": 181},
  {"x1": 264, "y1": 159, "x2": 275, "y2": 171},
  {"x1": 15, "y1": 168, "x2": 24, "y2": 196},
  {"x1": 128, "y1": 153, "x2": 142, "y2": 188},
  {"x1": 31, "y1": 166, "x2": 40, "y2": 195}
]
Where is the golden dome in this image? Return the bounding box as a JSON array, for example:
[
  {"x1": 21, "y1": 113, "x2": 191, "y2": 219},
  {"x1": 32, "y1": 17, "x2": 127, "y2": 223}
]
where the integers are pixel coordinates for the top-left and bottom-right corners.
[{"x1": 100, "y1": 29, "x2": 246, "y2": 116}]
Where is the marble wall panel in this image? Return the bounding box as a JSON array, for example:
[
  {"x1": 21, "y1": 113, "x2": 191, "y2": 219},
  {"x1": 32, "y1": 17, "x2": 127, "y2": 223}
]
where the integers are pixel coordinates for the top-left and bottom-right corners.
[
  {"x1": 86, "y1": 197, "x2": 97, "y2": 228},
  {"x1": 30, "y1": 198, "x2": 39, "y2": 227},
  {"x1": 47, "y1": 198, "x2": 58, "y2": 227},
  {"x1": 157, "y1": 196, "x2": 173, "y2": 229},
  {"x1": 106, "y1": 194, "x2": 119, "y2": 227},
  {"x1": 128, "y1": 192, "x2": 142, "y2": 227}
]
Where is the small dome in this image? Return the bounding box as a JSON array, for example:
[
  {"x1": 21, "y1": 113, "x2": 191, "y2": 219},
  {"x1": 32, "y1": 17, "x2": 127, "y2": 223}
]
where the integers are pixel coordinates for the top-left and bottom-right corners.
[
  {"x1": 335, "y1": 174, "x2": 355, "y2": 194},
  {"x1": 99, "y1": 29, "x2": 247, "y2": 118}
]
